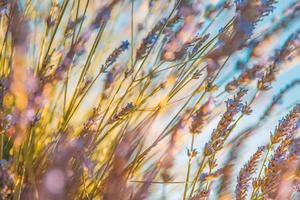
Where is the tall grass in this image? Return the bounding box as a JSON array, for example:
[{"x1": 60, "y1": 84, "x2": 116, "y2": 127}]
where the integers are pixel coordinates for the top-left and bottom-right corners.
[{"x1": 0, "y1": 0, "x2": 300, "y2": 199}]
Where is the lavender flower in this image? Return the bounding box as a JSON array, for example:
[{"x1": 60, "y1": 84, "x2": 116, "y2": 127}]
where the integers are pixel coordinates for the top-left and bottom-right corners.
[
  {"x1": 190, "y1": 97, "x2": 214, "y2": 134},
  {"x1": 236, "y1": 146, "x2": 265, "y2": 200},
  {"x1": 136, "y1": 19, "x2": 166, "y2": 60},
  {"x1": 101, "y1": 40, "x2": 130, "y2": 72},
  {"x1": 205, "y1": 0, "x2": 277, "y2": 61}
]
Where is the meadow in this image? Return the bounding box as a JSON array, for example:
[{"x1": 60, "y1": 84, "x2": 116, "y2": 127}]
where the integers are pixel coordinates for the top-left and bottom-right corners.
[{"x1": 0, "y1": 0, "x2": 300, "y2": 199}]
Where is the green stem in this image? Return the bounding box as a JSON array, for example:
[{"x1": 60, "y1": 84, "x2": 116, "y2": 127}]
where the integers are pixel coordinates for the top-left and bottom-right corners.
[{"x1": 183, "y1": 134, "x2": 195, "y2": 200}]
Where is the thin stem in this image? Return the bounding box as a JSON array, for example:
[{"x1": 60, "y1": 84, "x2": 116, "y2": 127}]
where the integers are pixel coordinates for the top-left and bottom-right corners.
[
  {"x1": 250, "y1": 145, "x2": 271, "y2": 199},
  {"x1": 183, "y1": 134, "x2": 195, "y2": 200},
  {"x1": 41, "y1": 0, "x2": 70, "y2": 71},
  {"x1": 131, "y1": 0, "x2": 134, "y2": 68}
]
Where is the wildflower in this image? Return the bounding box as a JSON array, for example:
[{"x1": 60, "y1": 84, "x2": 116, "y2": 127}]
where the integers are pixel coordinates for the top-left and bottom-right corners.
[
  {"x1": 191, "y1": 189, "x2": 210, "y2": 200},
  {"x1": 2, "y1": 0, "x2": 300, "y2": 199},
  {"x1": 204, "y1": 142, "x2": 214, "y2": 156},
  {"x1": 109, "y1": 102, "x2": 135, "y2": 124},
  {"x1": 258, "y1": 30, "x2": 300, "y2": 91},
  {"x1": 225, "y1": 78, "x2": 239, "y2": 92},
  {"x1": 101, "y1": 40, "x2": 130, "y2": 72},
  {"x1": 270, "y1": 104, "x2": 300, "y2": 145},
  {"x1": 218, "y1": 27, "x2": 225, "y2": 34},
  {"x1": 195, "y1": 88, "x2": 248, "y2": 193},
  {"x1": 78, "y1": 76, "x2": 93, "y2": 96},
  {"x1": 149, "y1": 0, "x2": 155, "y2": 8},
  {"x1": 204, "y1": 0, "x2": 233, "y2": 19},
  {"x1": 236, "y1": 146, "x2": 265, "y2": 200},
  {"x1": 162, "y1": 22, "x2": 200, "y2": 61},
  {"x1": 136, "y1": 19, "x2": 166, "y2": 60},
  {"x1": 208, "y1": 88, "x2": 247, "y2": 155},
  {"x1": 102, "y1": 66, "x2": 120, "y2": 99},
  {"x1": 191, "y1": 34, "x2": 210, "y2": 55},
  {"x1": 225, "y1": 100, "x2": 244, "y2": 113},
  {"x1": 273, "y1": 30, "x2": 300, "y2": 64},
  {"x1": 9, "y1": 2, "x2": 28, "y2": 46},
  {"x1": 235, "y1": 0, "x2": 277, "y2": 27},
  {"x1": 46, "y1": 15, "x2": 55, "y2": 28},
  {"x1": 200, "y1": 168, "x2": 224, "y2": 182},
  {"x1": 190, "y1": 97, "x2": 214, "y2": 134},
  {"x1": 218, "y1": 128, "x2": 255, "y2": 198},
  {"x1": 65, "y1": 16, "x2": 85, "y2": 37},
  {"x1": 187, "y1": 148, "x2": 198, "y2": 159},
  {"x1": 260, "y1": 80, "x2": 300, "y2": 121},
  {"x1": 192, "y1": 69, "x2": 202, "y2": 79},
  {"x1": 91, "y1": 0, "x2": 120, "y2": 30},
  {"x1": 83, "y1": 107, "x2": 101, "y2": 132},
  {"x1": 30, "y1": 112, "x2": 41, "y2": 126},
  {"x1": 205, "y1": 0, "x2": 277, "y2": 61},
  {"x1": 261, "y1": 136, "x2": 293, "y2": 198},
  {"x1": 48, "y1": 1, "x2": 121, "y2": 83},
  {"x1": 275, "y1": 156, "x2": 298, "y2": 200},
  {"x1": 242, "y1": 102, "x2": 252, "y2": 115},
  {"x1": 161, "y1": 1, "x2": 201, "y2": 61},
  {"x1": 0, "y1": 159, "x2": 13, "y2": 198},
  {"x1": 120, "y1": 40, "x2": 130, "y2": 50},
  {"x1": 163, "y1": 15, "x2": 183, "y2": 37}
]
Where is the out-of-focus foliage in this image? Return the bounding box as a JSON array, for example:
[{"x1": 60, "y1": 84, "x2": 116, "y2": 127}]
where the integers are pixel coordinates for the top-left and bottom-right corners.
[{"x1": 0, "y1": 0, "x2": 300, "y2": 199}]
